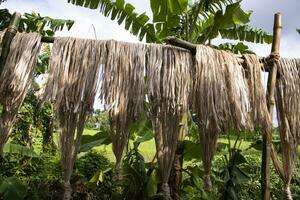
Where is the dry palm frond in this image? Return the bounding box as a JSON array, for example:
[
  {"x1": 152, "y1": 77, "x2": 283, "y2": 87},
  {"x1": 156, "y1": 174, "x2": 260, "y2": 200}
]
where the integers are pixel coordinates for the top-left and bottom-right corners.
[
  {"x1": 193, "y1": 45, "x2": 251, "y2": 191},
  {"x1": 275, "y1": 58, "x2": 300, "y2": 200},
  {"x1": 146, "y1": 44, "x2": 192, "y2": 199},
  {"x1": 0, "y1": 32, "x2": 41, "y2": 155},
  {"x1": 100, "y1": 40, "x2": 146, "y2": 181},
  {"x1": 43, "y1": 37, "x2": 106, "y2": 200}
]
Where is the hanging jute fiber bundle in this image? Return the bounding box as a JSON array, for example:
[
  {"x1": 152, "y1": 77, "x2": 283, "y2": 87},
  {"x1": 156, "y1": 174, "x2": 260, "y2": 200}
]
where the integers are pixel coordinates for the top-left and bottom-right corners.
[
  {"x1": 146, "y1": 44, "x2": 192, "y2": 200},
  {"x1": 0, "y1": 31, "x2": 4, "y2": 54},
  {"x1": 243, "y1": 54, "x2": 271, "y2": 131},
  {"x1": 0, "y1": 32, "x2": 41, "y2": 155},
  {"x1": 43, "y1": 37, "x2": 106, "y2": 200},
  {"x1": 193, "y1": 45, "x2": 251, "y2": 191},
  {"x1": 275, "y1": 58, "x2": 300, "y2": 200},
  {"x1": 100, "y1": 40, "x2": 146, "y2": 184}
]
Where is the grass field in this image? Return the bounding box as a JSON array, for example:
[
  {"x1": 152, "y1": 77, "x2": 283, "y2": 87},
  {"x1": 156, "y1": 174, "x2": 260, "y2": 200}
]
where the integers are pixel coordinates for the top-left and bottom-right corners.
[{"x1": 80, "y1": 129, "x2": 256, "y2": 163}]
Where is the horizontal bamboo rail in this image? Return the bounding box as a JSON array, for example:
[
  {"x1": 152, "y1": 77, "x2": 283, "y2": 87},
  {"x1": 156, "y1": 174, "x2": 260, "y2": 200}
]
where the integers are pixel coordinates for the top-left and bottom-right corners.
[{"x1": 164, "y1": 36, "x2": 272, "y2": 71}]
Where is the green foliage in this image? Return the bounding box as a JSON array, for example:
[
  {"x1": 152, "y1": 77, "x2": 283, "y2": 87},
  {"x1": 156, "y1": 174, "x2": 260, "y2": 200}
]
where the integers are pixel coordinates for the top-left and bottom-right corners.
[
  {"x1": 36, "y1": 44, "x2": 51, "y2": 75},
  {"x1": 219, "y1": 25, "x2": 273, "y2": 44},
  {"x1": 0, "y1": 9, "x2": 11, "y2": 30},
  {"x1": 85, "y1": 109, "x2": 109, "y2": 130},
  {"x1": 0, "y1": 9, "x2": 74, "y2": 35},
  {"x1": 76, "y1": 150, "x2": 111, "y2": 181},
  {"x1": 10, "y1": 89, "x2": 56, "y2": 154},
  {"x1": 130, "y1": 113, "x2": 153, "y2": 147},
  {"x1": 219, "y1": 150, "x2": 250, "y2": 200},
  {"x1": 80, "y1": 129, "x2": 111, "y2": 152},
  {"x1": 183, "y1": 140, "x2": 201, "y2": 161},
  {"x1": 68, "y1": 0, "x2": 271, "y2": 46},
  {"x1": 182, "y1": 163, "x2": 219, "y2": 200},
  {"x1": 218, "y1": 42, "x2": 254, "y2": 54},
  {"x1": 3, "y1": 143, "x2": 39, "y2": 158},
  {"x1": 150, "y1": 0, "x2": 188, "y2": 38},
  {"x1": 68, "y1": 0, "x2": 157, "y2": 42},
  {"x1": 20, "y1": 12, "x2": 74, "y2": 36},
  {"x1": 117, "y1": 145, "x2": 160, "y2": 200},
  {"x1": 297, "y1": 29, "x2": 300, "y2": 34},
  {"x1": 0, "y1": 176, "x2": 27, "y2": 200}
]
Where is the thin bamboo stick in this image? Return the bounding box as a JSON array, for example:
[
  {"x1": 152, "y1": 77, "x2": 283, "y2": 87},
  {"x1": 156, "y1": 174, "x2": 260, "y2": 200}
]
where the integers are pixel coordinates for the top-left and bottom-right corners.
[
  {"x1": 262, "y1": 12, "x2": 282, "y2": 200},
  {"x1": 0, "y1": 12, "x2": 21, "y2": 74}
]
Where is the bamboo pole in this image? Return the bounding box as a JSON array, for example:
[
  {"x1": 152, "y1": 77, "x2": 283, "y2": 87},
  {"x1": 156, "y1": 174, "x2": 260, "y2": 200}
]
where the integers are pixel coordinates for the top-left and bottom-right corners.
[
  {"x1": 262, "y1": 12, "x2": 282, "y2": 200},
  {"x1": 0, "y1": 12, "x2": 21, "y2": 74},
  {"x1": 41, "y1": 36, "x2": 55, "y2": 43},
  {"x1": 165, "y1": 36, "x2": 197, "y2": 54}
]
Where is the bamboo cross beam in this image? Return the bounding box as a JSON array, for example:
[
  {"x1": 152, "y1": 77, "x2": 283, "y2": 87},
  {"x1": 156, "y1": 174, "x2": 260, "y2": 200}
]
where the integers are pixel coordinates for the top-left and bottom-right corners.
[
  {"x1": 0, "y1": 12, "x2": 21, "y2": 74},
  {"x1": 262, "y1": 12, "x2": 282, "y2": 200},
  {"x1": 165, "y1": 36, "x2": 197, "y2": 54},
  {"x1": 164, "y1": 36, "x2": 266, "y2": 67},
  {"x1": 41, "y1": 36, "x2": 55, "y2": 43}
]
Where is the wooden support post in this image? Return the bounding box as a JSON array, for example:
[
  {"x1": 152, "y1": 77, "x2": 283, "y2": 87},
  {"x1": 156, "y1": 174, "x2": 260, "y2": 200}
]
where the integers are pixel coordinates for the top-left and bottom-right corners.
[
  {"x1": 0, "y1": 12, "x2": 21, "y2": 74},
  {"x1": 262, "y1": 12, "x2": 282, "y2": 200}
]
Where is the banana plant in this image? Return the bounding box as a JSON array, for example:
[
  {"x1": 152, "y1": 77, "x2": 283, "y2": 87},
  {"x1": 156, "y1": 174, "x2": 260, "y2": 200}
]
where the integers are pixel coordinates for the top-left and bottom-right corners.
[
  {"x1": 0, "y1": 9, "x2": 74, "y2": 36},
  {"x1": 67, "y1": 0, "x2": 272, "y2": 45}
]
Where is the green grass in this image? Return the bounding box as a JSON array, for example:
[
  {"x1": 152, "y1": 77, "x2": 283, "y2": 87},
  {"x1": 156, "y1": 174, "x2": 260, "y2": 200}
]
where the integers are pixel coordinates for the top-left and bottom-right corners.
[
  {"x1": 80, "y1": 129, "x2": 259, "y2": 163},
  {"x1": 80, "y1": 129, "x2": 156, "y2": 162}
]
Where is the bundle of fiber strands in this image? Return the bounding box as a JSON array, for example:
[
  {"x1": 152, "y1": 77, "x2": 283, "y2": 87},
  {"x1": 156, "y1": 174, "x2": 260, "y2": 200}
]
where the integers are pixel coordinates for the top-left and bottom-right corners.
[
  {"x1": 100, "y1": 40, "x2": 146, "y2": 183},
  {"x1": 193, "y1": 45, "x2": 251, "y2": 191},
  {"x1": 275, "y1": 58, "x2": 300, "y2": 200},
  {"x1": 146, "y1": 44, "x2": 192, "y2": 200},
  {"x1": 0, "y1": 31, "x2": 4, "y2": 54},
  {"x1": 0, "y1": 32, "x2": 41, "y2": 155},
  {"x1": 43, "y1": 37, "x2": 106, "y2": 200},
  {"x1": 243, "y1": 54, "x2": 271, "y2": 131}
]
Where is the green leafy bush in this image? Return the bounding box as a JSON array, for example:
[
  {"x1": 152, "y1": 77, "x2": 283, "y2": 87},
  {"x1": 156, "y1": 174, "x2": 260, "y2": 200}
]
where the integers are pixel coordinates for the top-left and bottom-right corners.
[{"x1": 75, "y1": 150, "x2": 112, "y2": 181}]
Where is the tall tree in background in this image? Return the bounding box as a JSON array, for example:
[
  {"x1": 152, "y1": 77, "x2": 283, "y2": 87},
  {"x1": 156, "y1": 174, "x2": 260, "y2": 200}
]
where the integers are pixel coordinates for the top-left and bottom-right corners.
[{"x1": 66, "y1": 0, "x2": 272, "y2": 198}]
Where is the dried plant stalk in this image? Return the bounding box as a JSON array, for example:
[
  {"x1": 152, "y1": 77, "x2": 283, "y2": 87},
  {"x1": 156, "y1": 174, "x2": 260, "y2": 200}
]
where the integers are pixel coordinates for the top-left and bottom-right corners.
[
  {"x1": 275, "y1": 58, "x2": 300, "y2": 200},
  {"x1": 193, "y1": 45, "x2": 251, "y2": 191},
  {"x1": 43, "y1": 37, "x2": 106, "y2": 200},
  {"x1": 0, "y1": 32, "x2": 41, "y2": 155},
  {"x1": 100, "y1": 40, "x2": 146, "y2": 182},
  {"x1": 147, "y1": 44, "x2": 192, "y2": 199}
]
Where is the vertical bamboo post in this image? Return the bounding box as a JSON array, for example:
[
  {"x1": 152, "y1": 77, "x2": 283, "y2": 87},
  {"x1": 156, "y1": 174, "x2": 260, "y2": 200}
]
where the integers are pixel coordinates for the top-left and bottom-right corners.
[
  {"x1": 262, "y1": 12, "x2": 282, "y2": 200},
  {"x1": 0, "y1": 12, "x2": 21, "y2": 74}
]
